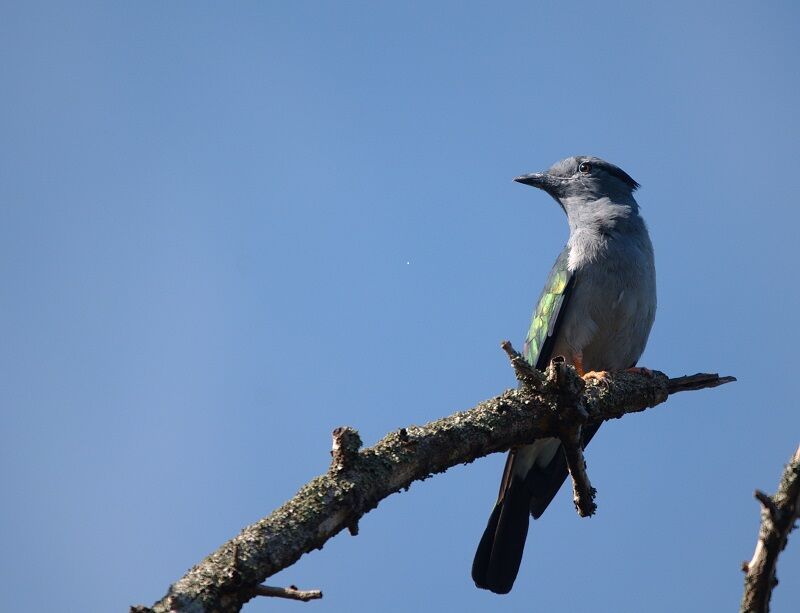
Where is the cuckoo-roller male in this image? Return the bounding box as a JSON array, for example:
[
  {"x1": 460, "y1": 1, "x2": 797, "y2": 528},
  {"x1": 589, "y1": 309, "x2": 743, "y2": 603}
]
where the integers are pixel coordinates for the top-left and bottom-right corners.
[{"x1": 472, "y1": 156, "x2": 657, "y2": 594}]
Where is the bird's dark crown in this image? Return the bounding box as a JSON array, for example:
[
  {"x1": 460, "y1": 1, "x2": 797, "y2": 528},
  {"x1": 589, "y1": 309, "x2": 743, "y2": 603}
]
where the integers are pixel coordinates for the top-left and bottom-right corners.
[{"x1": 550, "y1": 156, "x2": 639, "y2": 192}]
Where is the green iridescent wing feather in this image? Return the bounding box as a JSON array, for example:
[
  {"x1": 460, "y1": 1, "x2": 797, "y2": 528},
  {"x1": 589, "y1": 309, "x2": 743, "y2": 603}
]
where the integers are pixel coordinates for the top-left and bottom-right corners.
[{"x1": 523, "y1": 249, "x2": 574, "y2": 370}]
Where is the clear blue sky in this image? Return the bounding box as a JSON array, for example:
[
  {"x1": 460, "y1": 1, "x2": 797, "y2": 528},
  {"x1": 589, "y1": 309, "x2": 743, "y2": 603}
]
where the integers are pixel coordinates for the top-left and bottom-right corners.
[{"x1": 2, "y1": 2, "x2": 799, "y2": 612}]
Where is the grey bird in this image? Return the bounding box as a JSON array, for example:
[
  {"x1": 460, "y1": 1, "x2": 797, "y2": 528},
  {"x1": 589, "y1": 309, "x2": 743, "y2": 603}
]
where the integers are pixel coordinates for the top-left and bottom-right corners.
[{"x1": 472, "y1": 156, "x2": 657, "y2": 594}]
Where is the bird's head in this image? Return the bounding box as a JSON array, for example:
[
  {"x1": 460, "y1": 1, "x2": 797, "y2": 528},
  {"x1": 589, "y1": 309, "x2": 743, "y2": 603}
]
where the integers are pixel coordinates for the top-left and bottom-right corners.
[{"x1": 514, "y1": 156, "x2": 640, "y2": 228}]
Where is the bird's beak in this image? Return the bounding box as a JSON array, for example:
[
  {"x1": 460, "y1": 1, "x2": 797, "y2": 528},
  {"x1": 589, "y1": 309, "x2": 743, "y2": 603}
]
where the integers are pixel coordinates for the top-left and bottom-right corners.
[
  {"x1": 514, "y1": 172, "x2": 563, "y2": 197},
  {"x1": 513, "y1": 172, "x2": 550, "y2": 189}
]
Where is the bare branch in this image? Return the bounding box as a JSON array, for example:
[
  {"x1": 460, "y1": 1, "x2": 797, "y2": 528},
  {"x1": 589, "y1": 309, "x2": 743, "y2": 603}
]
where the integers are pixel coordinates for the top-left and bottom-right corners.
[
  {"x1": 132, "y1": 353, "x2": 734, "y2": 613},
  {"x1": 740, "y1": 445, "x2": 800, "y2": 613},
  {"x1": 537, "y1": 353, "x2": 596, "y2": 517},
  {"x1": 252, "y1": 584, "x2": 322, "y2": 602},
  {"x1": 754, "y1": 490, "x2": 780, "y2": 522},
  {"x1": 666, "y1": 373, "x2": 737, "y2": 393},
  {"x1": 500, "y1": 340, "x2": 545, "y2": 388},
  {"x1": 561, "y1": 424, "x2": 597, "y2": 517},
  {"x1": 329, "y1": 426, "x2": 362, "y2": 474}
]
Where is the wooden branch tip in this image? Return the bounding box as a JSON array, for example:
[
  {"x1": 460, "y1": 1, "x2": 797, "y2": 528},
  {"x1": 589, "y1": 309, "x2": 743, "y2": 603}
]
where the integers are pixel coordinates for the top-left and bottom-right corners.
[
  {"x1": 499, "y1": 339, "x2": 517, "y2": 359},
  {"x1": 347, "y1": 519, "x2": 360, "y2": 536},
  {"x1": 546, "y1": 357, "x2": 585, "y2": 402},
  {"x1": 754, "y1": 490, "x2": 780, "y2": 521},
  {"x1": 549, "y1": 356, "x2": 566, "y2": 385},
  {"x1": 560, "y1": 426, "x2": 596, "y2": 517},
  {"x1": 254, "y1": 584, "x2": 323, "y2": 602},
  {"x1": 500, "y1": 340, "x2": 544, "y2": 388},
  {"x1": 666, "y1": 372, "x2": 736, "y2": 394},
  {"x1": 330, "y1": 426, "x2": 362, "y2": 473},
  {"x1": 740, "y1": 444, "x2": 800, "y2": 613}
]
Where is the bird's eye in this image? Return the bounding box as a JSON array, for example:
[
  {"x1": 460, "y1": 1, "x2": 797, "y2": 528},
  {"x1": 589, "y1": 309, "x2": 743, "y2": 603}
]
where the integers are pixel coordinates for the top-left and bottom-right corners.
[{"x1": 578, "y1": 162, "x2": 592, "y2": 174}]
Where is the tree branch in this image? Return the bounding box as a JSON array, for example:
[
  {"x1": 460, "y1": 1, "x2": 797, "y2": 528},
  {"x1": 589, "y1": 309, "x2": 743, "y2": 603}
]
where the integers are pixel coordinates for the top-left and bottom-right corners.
[
  {"x1": 132, "y1": 347, "x2": 734, "y2": 613},
  {"x1": 251, "y1": 584, "x2": 322, "y2": 602},
  {"x1": 740, "y1": 445, "x2": 800, "y2": 613},
  {"x1": 561, "y1": 422, "x2": 597, "y2": 517}
]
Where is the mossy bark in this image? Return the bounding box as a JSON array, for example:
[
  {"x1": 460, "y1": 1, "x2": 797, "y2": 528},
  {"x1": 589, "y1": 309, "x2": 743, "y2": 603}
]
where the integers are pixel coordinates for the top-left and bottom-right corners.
[{"x1": 132, "y1": 365, "x2": 732, "y2": 613}]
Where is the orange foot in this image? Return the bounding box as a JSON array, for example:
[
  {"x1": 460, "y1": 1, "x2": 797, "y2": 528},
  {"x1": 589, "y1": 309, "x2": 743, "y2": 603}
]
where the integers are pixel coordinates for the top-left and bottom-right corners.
[
  {"x1": 626, "y1": 366, "x2": 654, "y2": 377},
  {"x1": 573, "y1": 354, "x2": 584, "y2": 376},
  {"x1": 572, "y1": 354, "x2": 609, "y2": 381},
  {"x1": 583, "y1": 370, "x2": 610, "y2": 382}
]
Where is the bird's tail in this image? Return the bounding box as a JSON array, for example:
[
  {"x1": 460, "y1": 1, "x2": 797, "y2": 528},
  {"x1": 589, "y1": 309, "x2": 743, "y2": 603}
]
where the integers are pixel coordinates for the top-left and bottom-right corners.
[
  {"x1": 471, "y1": 469, "x2": 531, "y2": 594},
  {"x1": 472, "y1": 426, "x2": 600, "y2": 593},
  {"x1": 471, "y1": 445, "x2": 557, "y2": 594}
]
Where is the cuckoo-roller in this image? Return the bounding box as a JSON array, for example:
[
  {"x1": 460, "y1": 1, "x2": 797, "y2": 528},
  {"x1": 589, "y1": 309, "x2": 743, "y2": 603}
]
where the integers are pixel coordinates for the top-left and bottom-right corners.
[{"x1": 472, "y1": 156, "x2": 657, "y2": 594}]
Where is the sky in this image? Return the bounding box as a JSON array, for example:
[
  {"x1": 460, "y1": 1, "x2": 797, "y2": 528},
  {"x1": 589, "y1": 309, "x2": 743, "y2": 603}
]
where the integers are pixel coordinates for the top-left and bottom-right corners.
[{"x1": 2, "y1": 2, "x2": 799, "y2": 612}]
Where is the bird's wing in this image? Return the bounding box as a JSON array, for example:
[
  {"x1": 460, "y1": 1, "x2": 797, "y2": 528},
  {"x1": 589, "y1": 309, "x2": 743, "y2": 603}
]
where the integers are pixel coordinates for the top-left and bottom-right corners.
[
  {"x1": 498, "y1": 247, "x2": 575, "y2": 502},
  {"x1": 473, "y1": 249, "x2": 578, "y2": 592},
  {"x1": 523, "y1": 247, "x2": 574, "y2": 371},
  {"x1": 495, "y1": 248, "x2": 574, "y2": 504}
]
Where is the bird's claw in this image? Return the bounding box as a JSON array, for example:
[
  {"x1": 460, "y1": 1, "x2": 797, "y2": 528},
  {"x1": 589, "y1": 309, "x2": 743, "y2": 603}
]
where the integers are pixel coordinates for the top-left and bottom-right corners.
[{"x1": 582, "y1": 370, "x2": 610, "y2": 382}]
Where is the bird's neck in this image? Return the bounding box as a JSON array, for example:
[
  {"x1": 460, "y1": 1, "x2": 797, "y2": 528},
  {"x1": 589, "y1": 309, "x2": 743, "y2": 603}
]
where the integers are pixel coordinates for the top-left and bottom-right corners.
[
  {"x1": 565, "y1": 197, "x2": 647, "y2": 267},
  {"x1": 565, "y1": 196, "x2": 639, "y2": 235}
]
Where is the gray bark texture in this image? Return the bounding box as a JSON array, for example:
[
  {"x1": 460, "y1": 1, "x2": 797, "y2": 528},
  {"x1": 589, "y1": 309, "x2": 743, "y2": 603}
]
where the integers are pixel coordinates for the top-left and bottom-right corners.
[
  {"x1": 740, "y1": 445, "x2": 800, "y2": 613},
  {"x1": 131, "y1": 351, "x2": 734, "y2": 613}
]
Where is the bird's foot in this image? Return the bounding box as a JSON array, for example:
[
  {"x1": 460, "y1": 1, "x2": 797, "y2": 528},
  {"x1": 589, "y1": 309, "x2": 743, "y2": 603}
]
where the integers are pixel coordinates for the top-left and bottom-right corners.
[
  {"x1": 572, "y1": 355, "x2": 609, "y2": 384},
  {"x1": 626, "y1": 366, "x2": 654, "y2": 377},
  {"x1": 582, "y1": 370, "x2": 610, "y2": 382},
  {"x1": 572, "y1": 354, "x2": 586, "y2": 377}
]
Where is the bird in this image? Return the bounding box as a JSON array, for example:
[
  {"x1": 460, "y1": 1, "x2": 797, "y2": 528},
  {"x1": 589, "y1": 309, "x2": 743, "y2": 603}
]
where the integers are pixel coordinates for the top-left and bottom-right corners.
[{"x1": 471, "y1": 155, "x2": 657, "y2": 594}]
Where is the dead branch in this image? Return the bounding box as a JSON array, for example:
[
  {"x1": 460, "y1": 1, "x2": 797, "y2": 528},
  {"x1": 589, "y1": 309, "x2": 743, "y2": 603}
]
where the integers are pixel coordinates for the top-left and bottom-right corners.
[
  {"x1": 544, "y1": 355, "x2": 596, "y2": 517},
  {"x1": 560, "y1": 423, "x2": 596, "y2": 517},
  {"x1": 740, "y1": 445, "x2": 800, "y2": 613},
  {"x1": 251, "y1": 584, "x2": 322, "y2": 602},
  {"x1": 131, "y1": 346, "x2": 734, "y2": 613}
]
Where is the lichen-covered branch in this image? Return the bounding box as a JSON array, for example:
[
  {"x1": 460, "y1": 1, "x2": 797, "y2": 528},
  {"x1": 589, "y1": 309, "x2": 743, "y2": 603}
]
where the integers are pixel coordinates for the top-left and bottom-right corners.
[
  {"x1": 131, "y1": 354, "x2": 734, "y2": 613},
  {"x1": 561, "y1": 423, "x2": 597, "y2": 517},
  {"x1": 740, "y1": 445, "x2": 800, "y2": 613},
  {"x1": 545, "y1": 355, "x2": 597, "y2": 517}
]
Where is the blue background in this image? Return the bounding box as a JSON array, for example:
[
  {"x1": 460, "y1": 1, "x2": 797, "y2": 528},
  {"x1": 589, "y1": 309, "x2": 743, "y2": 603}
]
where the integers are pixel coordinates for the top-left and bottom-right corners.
[{"x1": 2, "y1": 2, "x2": 799, "y2": 612}]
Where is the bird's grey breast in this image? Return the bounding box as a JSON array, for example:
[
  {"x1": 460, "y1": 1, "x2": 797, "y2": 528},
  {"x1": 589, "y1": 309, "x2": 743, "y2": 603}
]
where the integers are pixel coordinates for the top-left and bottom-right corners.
[{"x1": 556, "y1": 223, "x2": 656, "y2": 371}]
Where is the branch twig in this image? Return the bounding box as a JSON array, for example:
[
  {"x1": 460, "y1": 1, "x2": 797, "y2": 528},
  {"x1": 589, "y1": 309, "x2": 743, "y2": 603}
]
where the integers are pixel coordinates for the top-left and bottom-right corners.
[
  {"x1": 500, "y1": 340, "x2": 545, "y2": 388},
  {"x1": 132, "y1": 345, "x2": 734, "y2": 613},
  {"x1": 560, "y1": 424, "x2": 597, "y2": 517},
  {"x1": 540, "y1": 355, "x2": 597, "y2": 517},
  {"x1": 252, "y1": 584, "x2": 322, "y2": 602},
  {"x1": 666, "y1": 373, "x2": 737, "y2": 393},
  {"x1": 740, "y1": 445, "x2": 800, "y2": 613}
]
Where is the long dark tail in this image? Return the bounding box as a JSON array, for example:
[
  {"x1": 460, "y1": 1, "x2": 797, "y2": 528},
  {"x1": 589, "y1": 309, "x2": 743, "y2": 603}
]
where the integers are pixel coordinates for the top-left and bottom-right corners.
[
  {"x1": 472, "y1": 425, "x2": 600, "y2": 593},
  {"x1": 471, "y1": 470, "x2": 531, "y2": 594}
]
